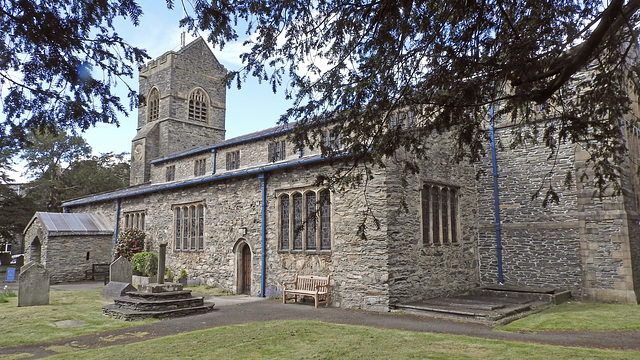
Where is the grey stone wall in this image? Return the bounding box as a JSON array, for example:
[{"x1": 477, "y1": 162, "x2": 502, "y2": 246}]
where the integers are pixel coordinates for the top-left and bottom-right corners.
[
  {"x1": 385, "y1": 137, "x2": 480, "y2": 306},
  {"x1": 476, "y1": 124, "x2": 639, "y2": 303},
  {"x1": 150, "y1": 152, "x2": 211, "y2": 183},
  {"x1": 215, "y1": 135, "x2": 303, "y2": 174}
]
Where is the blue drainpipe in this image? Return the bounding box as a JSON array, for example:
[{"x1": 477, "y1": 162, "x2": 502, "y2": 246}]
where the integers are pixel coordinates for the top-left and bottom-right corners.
[
  {"x1": 490, "y1": 105, "x2": 504, "y2": 285},
  {"x1": 114, "y1": 198, "x2": 121, "y2": 253},
  {"x1": 258, "y1": 173, "x2": 267, "y2": 297}
]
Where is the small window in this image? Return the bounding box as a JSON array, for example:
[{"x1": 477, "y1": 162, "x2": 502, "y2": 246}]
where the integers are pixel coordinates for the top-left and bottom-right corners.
[
  {"x1": 123, "y1": 211, "x2": 145, "y2": 231},
  {"x1": 322, "y1": 129, "x2": 342, "y2": 152},
  {"x1": 166, "y1": 165, "x2": 175, "y2": 182},
  {"x1": 268, "y1": 140, "x2": 286, "y2": 162},
  {"x1": 389, "y1": 111, "x2": 415, "y2": 129},
  {"x1": 225, "y1": 150, "x2": 240, "y2": 170},
  {"x1": 188, "y1": 88, "x2": 208, "y2": 122},
  {"x1": 422, "y1": 183, "x2": 459, "y2": 245},
  {"x1": 174, "y1": 203, "x2": 205, "y2": 251},
  {"x1": 194, "y1": 159, "x2": 207, "y2": 176},
  {"x1": 148, "y1": 88, "x2": 159, "y2": 121}
]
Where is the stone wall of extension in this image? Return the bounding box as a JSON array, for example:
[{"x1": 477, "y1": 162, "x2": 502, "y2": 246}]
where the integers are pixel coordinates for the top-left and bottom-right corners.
[
  {"x1": 23, "y1": 221, "x2": 113, "y2": 283},
  {"x1": 476, "y1": 124, "x2": 639, "y2": 304},
  {"x1": 385, "y1": 138, "x2": 480, "y2": 306}
]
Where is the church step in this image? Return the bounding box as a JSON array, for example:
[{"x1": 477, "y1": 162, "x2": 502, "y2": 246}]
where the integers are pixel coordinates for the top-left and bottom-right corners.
[
  {"x1": 471, "y1": 286, "x2": 572, "y2": 305},
  {"x1": 103, "y1": 302, "x2": 215, "y2": 321},
  {"x1": 113, "y1": 296, "x2": 205, "y2": 311}
]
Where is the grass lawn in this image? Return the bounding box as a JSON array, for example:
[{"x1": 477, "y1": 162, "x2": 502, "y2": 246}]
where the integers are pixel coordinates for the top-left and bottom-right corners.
[
  {"x1": 0, "y1": 290, "x2": 156, "y2": 348},
  {"x1": 1, "y1": 287, "x2": 639, "y2": 359},
  {"x1": 498, "y1": 301, "x2": 640, "y2": 332},
  {"x1": 44, "y1": 320, "x2": 640, "y2": 360}
]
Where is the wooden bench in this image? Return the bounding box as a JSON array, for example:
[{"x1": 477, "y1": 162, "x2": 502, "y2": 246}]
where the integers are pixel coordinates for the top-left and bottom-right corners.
[
  {"x1": 282, "y1": 274, "x2": 330, "y2": 308},
  {"x1": 85, "y1": 263, "x2": 109, "y2": 284}
]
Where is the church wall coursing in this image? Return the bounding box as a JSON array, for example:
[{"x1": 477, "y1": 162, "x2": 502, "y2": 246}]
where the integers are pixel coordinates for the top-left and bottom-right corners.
[{"x1": 384, "y1": 137, "x2": 480, "y2": 306}]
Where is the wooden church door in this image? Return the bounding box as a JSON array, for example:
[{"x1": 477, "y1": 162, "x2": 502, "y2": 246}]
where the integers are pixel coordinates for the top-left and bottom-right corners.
[{"x1": 241, "y1": 244, "x2": 251, "y2": 294}]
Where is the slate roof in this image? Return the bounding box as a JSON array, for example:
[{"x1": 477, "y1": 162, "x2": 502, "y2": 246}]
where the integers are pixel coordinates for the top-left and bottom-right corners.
[{"x1": 25, "y1": 212, "x2": 114, "y2": 237}]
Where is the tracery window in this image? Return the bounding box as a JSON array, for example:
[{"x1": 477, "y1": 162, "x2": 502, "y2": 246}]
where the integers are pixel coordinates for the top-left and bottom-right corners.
[
  {"x1": 174, "y1": 203, "x2": 205, "y2": 251},
  {"x1": 148, "y1": 88, "x2": 159, "y2": 121},
  {"x1": 278, "y1": 189, "x2": 331, "y2": 252},
  {"x1": 421, "y1": 183, "x2": 459, "y2": 245},
  {"x1": 188, "y1": 88, "x2": 208, "y2": 122}
]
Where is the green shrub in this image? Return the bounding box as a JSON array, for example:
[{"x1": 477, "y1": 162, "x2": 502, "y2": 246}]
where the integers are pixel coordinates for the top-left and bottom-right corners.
[
  {"x1": 165, "y1": 268, "x2": 173, "y2": 279},
  {"x1": 179, "y1": 269, "x2": 188, "y2": 279},
  {"x1": 131, "y1": 252, "x2": 158, "y2": 277}
]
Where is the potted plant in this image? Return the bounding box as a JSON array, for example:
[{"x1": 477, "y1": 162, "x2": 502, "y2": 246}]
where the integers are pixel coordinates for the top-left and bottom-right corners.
[
  {"x1": 178, "y1": 269, "x2": 188, "y2": 285},
  {"x1": 131, "y1": 251, "x2": 158, "y2": 286},
  {"x1": 165, "y1": 268, "x2": 173, "y2": 283}
]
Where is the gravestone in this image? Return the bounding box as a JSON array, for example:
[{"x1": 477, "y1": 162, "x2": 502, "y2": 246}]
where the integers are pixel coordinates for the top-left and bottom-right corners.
[
  {"x1": 101, "y1": 257, "x2": 135, "y2": 300},
  {"x1": 110, "y1": 257, "x2": 132, "y2": 283},
  {"x1": 18, "y1": 262, "x2": 50, "y2": 307}
]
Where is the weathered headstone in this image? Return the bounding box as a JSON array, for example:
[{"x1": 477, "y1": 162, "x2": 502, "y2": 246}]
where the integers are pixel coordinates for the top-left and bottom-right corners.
[
  {"x1": 18, "y1": 262, "x2": 50, "y2": 307},
  {"x1": 110, "y1": 257, "x2": 132, "y2": 283}
]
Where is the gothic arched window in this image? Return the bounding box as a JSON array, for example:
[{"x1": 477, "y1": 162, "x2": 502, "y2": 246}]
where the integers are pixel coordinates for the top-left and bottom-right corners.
[
  {"x1": 188, "y1": 88, "x2": 208, "y2": 122},
  {"x1": 148, "y1": 88, "x2": 159, "y2": 121}
]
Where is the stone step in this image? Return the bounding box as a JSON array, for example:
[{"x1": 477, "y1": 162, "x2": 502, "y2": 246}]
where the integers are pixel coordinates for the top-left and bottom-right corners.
[
  {"x1": 124, "y1": 290, "x2": 194, "y2": 300},
  {"x1": 395, "y1": 300, "x2": 547, "y2": 324},
  {"x1": 113, "y1": 296, "x2": 205, "y2": 311},
  {"x1": 103, "y1": 302, "x2": 215, "y2": 321},
  {"x1": 471, "y1": 286, "x2": 572, "y2": 305}
]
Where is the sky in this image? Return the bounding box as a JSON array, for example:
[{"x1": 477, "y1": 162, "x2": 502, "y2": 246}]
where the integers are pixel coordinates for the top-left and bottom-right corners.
[{"x1": 78, "y1": 3, "x2": 293, "y2": 156}]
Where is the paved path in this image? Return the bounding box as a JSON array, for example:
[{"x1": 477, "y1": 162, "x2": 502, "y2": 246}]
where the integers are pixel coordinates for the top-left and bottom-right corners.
[{"x1": 1, "y1": 281, "x2": 640, "y2": 358}]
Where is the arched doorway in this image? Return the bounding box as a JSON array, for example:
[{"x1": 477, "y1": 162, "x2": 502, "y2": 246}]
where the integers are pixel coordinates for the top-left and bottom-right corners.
[
  {"x1": 234, "y1": 240, "x2": 252, "y2": 295},
  {"x1": 30, "y1": 237, "x2": 42, "y2": 263}
]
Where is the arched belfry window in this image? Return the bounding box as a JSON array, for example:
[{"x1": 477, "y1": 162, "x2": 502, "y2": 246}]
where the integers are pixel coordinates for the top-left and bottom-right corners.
[
  {"x1": 148, "y1": 88, "x2": 159, "y2": 121},
  {"x1": 188, "y1": 88, "x2": 208, "y2": 122}
]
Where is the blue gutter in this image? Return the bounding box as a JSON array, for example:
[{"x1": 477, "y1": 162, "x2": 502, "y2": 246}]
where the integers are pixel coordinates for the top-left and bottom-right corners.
[
  {"x1": 258, "y1": 173, "x2": 267, "y2": 297},
  {"x1": 489, "y1": 105, "x2": 504, "y2": 285}
]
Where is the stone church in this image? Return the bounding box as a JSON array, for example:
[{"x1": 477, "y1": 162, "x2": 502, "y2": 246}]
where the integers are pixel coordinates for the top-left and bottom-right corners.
[{"x1": 57, "y1": 37, "x2": 640, "y2": 310}]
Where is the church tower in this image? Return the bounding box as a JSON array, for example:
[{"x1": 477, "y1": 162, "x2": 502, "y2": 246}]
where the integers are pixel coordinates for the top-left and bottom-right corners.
[{"x1": 130, "y1": 37, "x2": 227, "y2": 185}]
